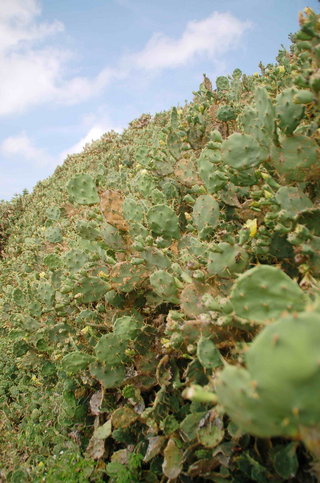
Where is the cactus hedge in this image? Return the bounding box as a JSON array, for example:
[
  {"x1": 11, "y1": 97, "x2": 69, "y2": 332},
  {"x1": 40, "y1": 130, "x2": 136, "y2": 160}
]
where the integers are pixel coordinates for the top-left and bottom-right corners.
[{"x1": 0, "y1": 8, "x2": 320, "y2": 482}]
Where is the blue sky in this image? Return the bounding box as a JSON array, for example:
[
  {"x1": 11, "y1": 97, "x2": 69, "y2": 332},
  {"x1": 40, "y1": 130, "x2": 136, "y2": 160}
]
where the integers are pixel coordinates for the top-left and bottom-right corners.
[{"x1": 0, "y1": 0, "x2": 318, "y2": 200}]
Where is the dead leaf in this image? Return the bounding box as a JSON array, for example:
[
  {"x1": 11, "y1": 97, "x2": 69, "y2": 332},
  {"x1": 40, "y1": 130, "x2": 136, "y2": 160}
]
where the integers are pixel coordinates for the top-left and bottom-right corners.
[
  {"x1": 144, "y1": 436, "x2": 167, "y2": 463},
  {"x1": 111, "y1": 407, "x2": 139, "y2": 429},
  {"x1": 89, "y1": 389, "x2": 104, "y2": 416},
  {"x1": 86, "y1": 417, "x2": 111, "y2": 459},
  {"x1": 162, "y1": 438, "x2": 183, "y2": 479},
  {"x1": 100, "y1": 190, "x2": 128, "y2": 231}
]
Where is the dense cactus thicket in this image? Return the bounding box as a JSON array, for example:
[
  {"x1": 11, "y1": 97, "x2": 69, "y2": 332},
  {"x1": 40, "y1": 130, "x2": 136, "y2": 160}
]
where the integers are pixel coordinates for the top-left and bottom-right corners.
[{"x1": 1, "y1": 8, "x2": 320, "y2": 482}]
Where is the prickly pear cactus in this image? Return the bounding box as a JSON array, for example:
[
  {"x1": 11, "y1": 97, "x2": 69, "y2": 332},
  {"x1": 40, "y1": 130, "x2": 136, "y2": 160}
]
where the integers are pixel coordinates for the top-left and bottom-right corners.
[
  {"x1": 216, "y1": 312, "x2": 320, "y2": 456},
  {"x1": 1, "y1": 8, "x2": 320, "y2": 482}
]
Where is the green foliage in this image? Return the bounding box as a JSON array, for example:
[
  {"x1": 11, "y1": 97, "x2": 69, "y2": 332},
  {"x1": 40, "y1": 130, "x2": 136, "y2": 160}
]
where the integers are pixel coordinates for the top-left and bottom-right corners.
[
  {"x1": 1, "y1": 9, "x2": 320, "y2": 482},
  {"x1": 67, "y1": 173, "x2": 99, "y2": 205}
]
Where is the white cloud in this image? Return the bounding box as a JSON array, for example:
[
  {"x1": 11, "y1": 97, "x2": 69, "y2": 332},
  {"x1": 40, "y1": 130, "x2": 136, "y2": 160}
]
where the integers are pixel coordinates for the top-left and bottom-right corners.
[
  {"x1": 59, "y1": 122, "x2": 123, "y2": 161},
  {"x1": 0, "y1": 0, "x2": 63, "y2": 53},
  {"x1": 0, "y1": 0, "x2": 116, "y2": 116},
  {"x1": 1, "y1": 132, "x2": 54, "y2": 167},
  {"x1": 0, "y1": 4, "x2": 250, "y2": 117},
  {"x1": 131, "y1": 12, "x2": 250, "y2": 70}
]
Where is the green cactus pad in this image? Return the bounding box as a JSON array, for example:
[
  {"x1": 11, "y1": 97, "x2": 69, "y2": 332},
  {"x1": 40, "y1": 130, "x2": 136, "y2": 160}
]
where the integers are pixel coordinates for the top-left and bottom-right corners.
[
  {"x1": 222, "y1": 133, "x2": 268, "y2": 170},
  {"x1": 231, "y1": 265, "x2": 306, "y2": 322},
  {"x1": 67, "y1": 173, "x2": 99, "y2": 205},
  {"x1": 122, "y1": 197, "x2": 145, "y2": 224},
  {"x1": 110, "y1": 261, "x2": 148, "y2": 292},
  {"x1": 271, "y1": 135, "x2": 319, "y2": 182},
  {"x1": 36, "y1": 282, "x2": 55, "y2": 307},
  {"x1": 217, "y1": 311, "x2": 320, "y2": 438},
  {"x1": 12, "y1": 288, "x2": 25, "y2": 307},
  {"x1": 197, "y1": 336, "x2": 222, "y2": 369},
  {"x1": 180, "y1": 283, "x2": 216, "y2": 317},
  {"x1": 43, "y1": 254, "x2": 61, "y2": 270},
  {"x1": 192, "y1": 195, "x2": 219, "y2": 233},
  {"x1": 275, "y1": 88, "x2": 304, "y2": 135},
  {"x1": 147, "y1": 204, "x2": 180, "y2": 239},
  {"x1": 90, "y1": 361, "x2": 126, "y2": 388},
  {"x1": 150, "y1": 270, "x2": 179, "y2": 303},
  {"x1": 140, "y1": 247, "x2": 170, "y2": 269},
  {"x1": 46, "y1": 206, "x2": 61, "y2": 220},
  {"x1": 101, "y1": 223, "x2": 126, "y2": 250},
  {"x1": 216, "y1": 365, "x2": 283, "y2": 437},
  {"x1": 45, "y1": 226, "x2": 62, "y2": 243},
  {"x1": 207, "y1": 243, "x2": 249, "y2": 277},
  {"x1": 275, "y1": 186, "x2": 313, "y2": 216},
  {"x1": 293, "y1": 89, "x2": 314, "y2": 104},
  {"x1": 95, "y1": 333, "x2": 128, "y2": 365},
  {"x1": 61, "y1": 351, "x2": 94, "y2": 374},
  {"x1": 198, "y1": 156, "x2": 227, "y2": 193},
  {"x1": 76, "y1": 220, "x2": 100, "y2": 240},
  {"x1": 63, "y1": 249, "x2": 89, "y2": 273},
  {"x1": 216, "y1": 76, "x2": 229, "y2": 91},
  {"x1": 255, "y1": 87, "x2": 275, "y2": 136},
  {"x1": 132, "y1": 172, "x2": 157, "y2": 197},
  {"x1": 113, "y1": 315, "x2": 142, "y2": 342},
  {"x1": 74, "y1": 276, "x2": 109, "y2": 304},
  {"x1": 216, "y1": 105, "x2": 237, "y2": 122}
]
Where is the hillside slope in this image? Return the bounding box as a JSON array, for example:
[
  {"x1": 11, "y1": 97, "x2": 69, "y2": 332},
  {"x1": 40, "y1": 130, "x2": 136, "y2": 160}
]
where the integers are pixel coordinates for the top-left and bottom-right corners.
[{"x1": 0, "y1": 8, "x2": 319, "y2": 482}]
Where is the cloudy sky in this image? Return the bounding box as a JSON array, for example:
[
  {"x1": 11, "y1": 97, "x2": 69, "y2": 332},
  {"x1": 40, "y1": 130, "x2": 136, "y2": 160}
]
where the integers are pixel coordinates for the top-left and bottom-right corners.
[{"x1": 0, "y1": 0, "x2": 318, "y2": 200}]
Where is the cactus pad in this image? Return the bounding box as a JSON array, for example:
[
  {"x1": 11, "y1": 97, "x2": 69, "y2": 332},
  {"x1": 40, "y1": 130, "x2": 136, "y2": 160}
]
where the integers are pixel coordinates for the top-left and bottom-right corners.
[
  {"x1": 67, "y1": 174, "x2": 99, "y2": 205},
  {"x1": 231, "y1": 265, "x2": 306, "y2": 322}
]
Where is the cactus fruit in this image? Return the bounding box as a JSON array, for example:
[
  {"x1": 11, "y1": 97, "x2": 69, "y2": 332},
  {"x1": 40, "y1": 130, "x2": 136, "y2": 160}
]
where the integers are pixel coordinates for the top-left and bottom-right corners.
[
  {"x1": 67, "y1": 173, "x2": 99, "y2": 205},
  {"x1": 221, "y1": 133, "x2": 268, "y2": 170},
  {"x1": 230, "y1": 265, "x2": 306, "y2": 322}
]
